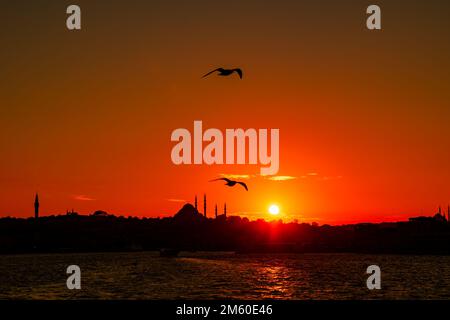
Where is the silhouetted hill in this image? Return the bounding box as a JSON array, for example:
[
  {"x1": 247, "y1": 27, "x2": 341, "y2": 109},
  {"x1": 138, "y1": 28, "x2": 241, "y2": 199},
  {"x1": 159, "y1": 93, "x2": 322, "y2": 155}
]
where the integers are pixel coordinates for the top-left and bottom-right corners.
[{"x1": 0, "y1": 206, "x2": 449, "y2": 255}]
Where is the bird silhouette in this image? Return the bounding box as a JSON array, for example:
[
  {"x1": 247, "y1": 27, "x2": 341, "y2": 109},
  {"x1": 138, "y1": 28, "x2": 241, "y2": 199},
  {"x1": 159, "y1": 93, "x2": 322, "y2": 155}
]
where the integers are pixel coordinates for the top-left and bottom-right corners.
[
  {"x1": 202, "y1": 68, "x2": 243, "y2": 79},
  {"x1": 209, "y1": 178, "x2": 248, "y2": 191}
]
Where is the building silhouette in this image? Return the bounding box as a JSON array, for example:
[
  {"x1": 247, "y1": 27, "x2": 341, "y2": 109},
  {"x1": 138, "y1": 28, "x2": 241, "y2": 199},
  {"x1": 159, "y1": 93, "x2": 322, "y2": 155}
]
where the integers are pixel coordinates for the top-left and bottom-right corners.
[
  {"x1": 409, "y1": 206, "x2": 449, "y2": 223},
  {"x1": 66, "y1": 209, "x2": 79, "y2": 216},
  {"x1": 192, "y1": 193, "x2": 226, "y2": 220},
  {"x1": 34, "y1": 193, "x2": 39, "y2": 219},
  {"x1": 435, "y1": 206, "x2": 447, "y2": 222},
  {"x1": 203, "y1": 194, "x2": 207, "y2": 217}
]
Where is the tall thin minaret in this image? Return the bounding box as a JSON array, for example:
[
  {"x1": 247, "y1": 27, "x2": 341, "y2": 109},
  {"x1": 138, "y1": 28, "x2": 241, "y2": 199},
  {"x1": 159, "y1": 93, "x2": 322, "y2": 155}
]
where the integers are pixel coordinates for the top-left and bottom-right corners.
[
  {"x1": 224, "y1": 202, "x2": 227, "y2": 216},
  {"x1": 34, "y1": 193, "x2": 39, "y2": 219},
  {"x1": 215, "y1": 204, "x2": 218, "y2": 219},
  {"x1": 203, "y1": 194, "x2": 207, "y2": 217},
  {"x1": 194, "y1": 195, "x2": 198, "y2": 211}
]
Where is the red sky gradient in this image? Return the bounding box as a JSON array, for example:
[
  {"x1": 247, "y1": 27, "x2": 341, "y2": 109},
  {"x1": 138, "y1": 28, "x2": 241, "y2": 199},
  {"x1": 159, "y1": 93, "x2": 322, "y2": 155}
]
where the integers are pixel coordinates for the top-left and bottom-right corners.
[{"x1": 1, "y1": 0, "x2": 449, "y2": 224}]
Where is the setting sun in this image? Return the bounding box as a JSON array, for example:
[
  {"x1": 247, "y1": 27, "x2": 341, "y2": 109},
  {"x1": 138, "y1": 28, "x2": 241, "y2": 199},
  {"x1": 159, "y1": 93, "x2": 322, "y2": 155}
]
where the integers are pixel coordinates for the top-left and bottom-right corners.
[{"x1": 268, "y1": 204, "x2": 280, "y2": 215}]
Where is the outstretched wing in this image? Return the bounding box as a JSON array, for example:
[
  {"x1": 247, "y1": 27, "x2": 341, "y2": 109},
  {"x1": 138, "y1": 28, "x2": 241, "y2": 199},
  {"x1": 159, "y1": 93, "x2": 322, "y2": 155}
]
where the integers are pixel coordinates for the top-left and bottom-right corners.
[
  {"x1": 209, "y1": 177, "x2": 231, "y2": 183},
  {"x1": 237, "y1": 181, "x2": 248, "y2": 191},
  {"x1": 202, "y1": 68, "x2": 222, "y2": 78},
  {"x1": 233, "y1": 68, "x2": 243, "y2": 79}
]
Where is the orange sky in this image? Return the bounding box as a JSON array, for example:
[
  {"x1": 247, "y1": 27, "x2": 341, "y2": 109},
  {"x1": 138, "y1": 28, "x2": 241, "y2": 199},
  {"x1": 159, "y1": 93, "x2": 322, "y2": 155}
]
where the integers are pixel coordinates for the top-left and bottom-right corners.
[{"x1": 1, "y1": 0, "x2": 449, "y2": 224}]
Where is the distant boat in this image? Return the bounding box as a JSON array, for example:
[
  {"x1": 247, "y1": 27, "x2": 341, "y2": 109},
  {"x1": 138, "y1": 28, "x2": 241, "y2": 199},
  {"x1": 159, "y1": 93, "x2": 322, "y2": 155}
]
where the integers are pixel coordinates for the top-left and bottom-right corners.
[{"x1": 159, "y1": 248, "x2": 180, "y2": 257}]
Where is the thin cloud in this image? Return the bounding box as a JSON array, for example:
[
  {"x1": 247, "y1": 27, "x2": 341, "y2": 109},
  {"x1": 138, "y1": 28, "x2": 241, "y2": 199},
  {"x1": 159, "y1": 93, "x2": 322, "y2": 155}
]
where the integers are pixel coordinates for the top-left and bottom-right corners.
[
  {"x1": 219, "y1": 173, "x2": 254, "y2": 180},
  {"x1": 266, "y1": 175, "x2": 297, "y2": 181},
  {"x1": 299, "y1": 172, "x2": 319, "y2": 179},
  {"x1": 166, "y1": 199, "x2": 187, "y2": 203},
  {"x1": 73, "y1": 195, "x2": 95, "y2": 201}
]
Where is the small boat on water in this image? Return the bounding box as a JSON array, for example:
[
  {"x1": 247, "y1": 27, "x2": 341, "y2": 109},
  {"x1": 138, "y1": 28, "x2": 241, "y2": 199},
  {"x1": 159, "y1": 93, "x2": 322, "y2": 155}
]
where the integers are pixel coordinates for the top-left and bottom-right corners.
[{"x1": 159, "y1": 248, "x2": 180, "y2": 257}]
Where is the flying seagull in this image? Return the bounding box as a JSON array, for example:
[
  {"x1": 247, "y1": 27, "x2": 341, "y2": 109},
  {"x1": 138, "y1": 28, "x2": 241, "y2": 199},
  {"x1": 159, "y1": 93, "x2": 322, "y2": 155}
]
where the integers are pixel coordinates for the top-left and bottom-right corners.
[
  {"x1": 209, "y1": 178, "x2": 248, "y2": 191},
  {"x1": 202, "y1": 68, "x2": 243, "y2": 79}
]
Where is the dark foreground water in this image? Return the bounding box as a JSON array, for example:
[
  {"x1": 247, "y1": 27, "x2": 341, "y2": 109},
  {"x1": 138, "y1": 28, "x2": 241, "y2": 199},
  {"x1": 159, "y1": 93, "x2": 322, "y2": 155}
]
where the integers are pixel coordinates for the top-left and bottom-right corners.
[{"x1": 0, "y1": 252, "x2": 449, "y2": 299}]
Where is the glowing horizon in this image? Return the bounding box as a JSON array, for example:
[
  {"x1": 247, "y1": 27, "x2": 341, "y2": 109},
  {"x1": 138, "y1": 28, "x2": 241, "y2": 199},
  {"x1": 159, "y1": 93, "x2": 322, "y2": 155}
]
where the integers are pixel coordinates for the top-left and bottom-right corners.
[{"x1": 1, "y1": 1, "x2": 449, "y2": 225}]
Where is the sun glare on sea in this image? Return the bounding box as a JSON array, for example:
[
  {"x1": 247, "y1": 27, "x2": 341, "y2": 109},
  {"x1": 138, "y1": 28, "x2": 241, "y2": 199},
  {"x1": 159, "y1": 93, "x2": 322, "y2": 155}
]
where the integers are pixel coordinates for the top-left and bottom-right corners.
[{"x1": 268, "y1": 204, "x2": 280, "y2": 215}]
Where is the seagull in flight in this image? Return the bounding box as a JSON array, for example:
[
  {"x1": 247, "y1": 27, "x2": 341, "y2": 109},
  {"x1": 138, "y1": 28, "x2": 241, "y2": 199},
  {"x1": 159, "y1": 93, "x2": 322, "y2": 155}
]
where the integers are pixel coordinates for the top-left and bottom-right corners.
[
  {"x1": 209, "y1": 178, "x2": 248, "y2": 191},
  {"x1": 202, "y1": 68, "x2": 243, "y2": 79}
]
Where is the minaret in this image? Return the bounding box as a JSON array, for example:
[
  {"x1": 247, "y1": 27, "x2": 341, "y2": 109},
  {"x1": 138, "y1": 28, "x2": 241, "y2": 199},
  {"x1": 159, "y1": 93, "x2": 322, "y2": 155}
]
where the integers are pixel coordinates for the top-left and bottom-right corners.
[
  {"x1": 224, "y1": 202, "x2": 227, "y2": 216},
  {"x1": 215, "y1": 204, "x2": 218, "y2": 219},
  {"x1": 34, "y1": 193, "x2": 39, "y2": 219},
  {"x1": 203, "y1": 194, "x2": 207, "y2": 217},
  {"x1": 194, "y1": 195, "x2": 198, "y2": 211}
]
